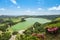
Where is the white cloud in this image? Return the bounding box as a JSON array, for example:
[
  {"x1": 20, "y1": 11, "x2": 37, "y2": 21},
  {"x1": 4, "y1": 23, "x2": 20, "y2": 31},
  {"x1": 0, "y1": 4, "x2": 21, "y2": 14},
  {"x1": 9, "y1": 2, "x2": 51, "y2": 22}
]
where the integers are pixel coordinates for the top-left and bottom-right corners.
[
  {"x1": 10, "y1": 0, "x2": 17, "y2": 4},
  {"x1": 25, "y1": 10, "x2": 36, "y2": 13},
  {"x1": 17, "y1": 6, "x2": 20, "y2": 8},
  {"x1": 26, "y1": 10, "x2": 31, "y2": 12},
  {"x1": 32, "y1": 11, "x2": 36, "y2": 13},
  {"x1": 38, "y1": 8, "x2": 42, "y2": 10},
  {"x1": 0, "y1": 8, "x2": 5, "y2": 11},
  {"x1": 24, "y1": 10, "x2": 36, "y2": 15},
  {"x1": 48, "y1": 5, "x2": 60, "y2": 10}
]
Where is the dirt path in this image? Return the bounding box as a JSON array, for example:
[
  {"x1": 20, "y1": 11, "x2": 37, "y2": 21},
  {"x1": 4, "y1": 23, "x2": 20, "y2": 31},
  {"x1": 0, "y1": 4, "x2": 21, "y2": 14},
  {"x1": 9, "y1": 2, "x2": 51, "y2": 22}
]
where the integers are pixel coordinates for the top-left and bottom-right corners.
[
  {"x1": 9, "y1": 30, "x2": 25, "y2": 40},
  {"x1": 9, "y1": 35, "x2": 16, "y2": 40},
  {"x1": 18, "y1": 30, "x2": 25, "y2": 34}
]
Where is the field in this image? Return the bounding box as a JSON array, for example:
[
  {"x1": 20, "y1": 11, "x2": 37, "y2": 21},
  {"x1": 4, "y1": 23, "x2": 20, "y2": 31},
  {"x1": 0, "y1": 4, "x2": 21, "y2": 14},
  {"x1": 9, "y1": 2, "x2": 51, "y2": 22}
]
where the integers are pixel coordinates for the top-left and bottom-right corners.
[{"x1": 10, "y1": 18, "x2": 51, "y2": 31}]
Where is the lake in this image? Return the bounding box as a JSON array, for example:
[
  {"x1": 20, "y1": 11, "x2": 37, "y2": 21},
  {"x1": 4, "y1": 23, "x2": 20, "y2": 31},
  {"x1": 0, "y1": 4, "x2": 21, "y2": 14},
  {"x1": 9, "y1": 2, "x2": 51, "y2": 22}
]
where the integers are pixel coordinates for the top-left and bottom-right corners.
[{"x1": 10, "y1": 18, "x2": 51, "y2": 31}]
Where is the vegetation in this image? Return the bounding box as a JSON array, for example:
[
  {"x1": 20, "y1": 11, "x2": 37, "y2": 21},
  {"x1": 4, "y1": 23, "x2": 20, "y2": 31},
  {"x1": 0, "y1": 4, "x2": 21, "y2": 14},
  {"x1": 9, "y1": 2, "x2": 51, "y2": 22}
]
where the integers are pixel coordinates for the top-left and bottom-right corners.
[
  {"x1": 20, "y1": 17, "x2": 26, "y2": 22},
  {"x1": 15, "y1": 17, "x2": 60, "y2": 40},
  {"x1": 0, "y1": 31, "x2": 11, "y2": 40},
  {"x1": 10, "y1": 18, "x2": 51, "y2": 31},
  {"x1": 0, "y1": 15, "x2": 60, "y2": 40}
]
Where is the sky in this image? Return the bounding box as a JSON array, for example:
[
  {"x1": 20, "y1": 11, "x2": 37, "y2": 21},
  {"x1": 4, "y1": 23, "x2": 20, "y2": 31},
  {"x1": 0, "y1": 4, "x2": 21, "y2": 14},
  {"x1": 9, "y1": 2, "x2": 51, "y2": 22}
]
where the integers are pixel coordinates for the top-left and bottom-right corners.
[{"x1": 0, "y1": 0, "x2": 60, "y2": 15}]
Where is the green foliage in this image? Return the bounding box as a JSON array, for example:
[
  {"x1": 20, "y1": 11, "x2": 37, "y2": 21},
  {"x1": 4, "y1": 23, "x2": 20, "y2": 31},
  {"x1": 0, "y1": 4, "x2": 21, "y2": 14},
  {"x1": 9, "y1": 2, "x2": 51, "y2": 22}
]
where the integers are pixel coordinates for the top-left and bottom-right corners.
[
  {"x1": 0, "y1": 32, "x2": 11, "y2": 40},
  {"x1": 20, "y1": 17, "x2": 25, "y2": 22},
  {"x1": 43, "y1": 18, "x2": 60, "y2": 29},
  {"x1": 12, "y1": 31, "x2": 18, "y2": 35},
  {"x1": 33, "y1": 22, "x2": 44, "y2": 33},
  {"x1": 22, "y1": 17, "x2": 60, "y2": 40},
  {"x1": 15, "y1": 34, "x2": 39, "y2": 40},
  {"x1": 24, "y1": 22, "x2": 42, "y2": 35},
  {"x1": 0, "y1": 24, "x2": 8, "y2": 32},
  {"x1": 0, "y1": 17, "x2": 21, "y2": 32},
  {"x1": 10, "y1": 18, "x2": 51, "y2": 31},
  {"x1": 55, "y1": 17, "x2": 60, "y2": 21},
  {"x1": 0, "y1": 16, "x2": 60, "y2": 40}
]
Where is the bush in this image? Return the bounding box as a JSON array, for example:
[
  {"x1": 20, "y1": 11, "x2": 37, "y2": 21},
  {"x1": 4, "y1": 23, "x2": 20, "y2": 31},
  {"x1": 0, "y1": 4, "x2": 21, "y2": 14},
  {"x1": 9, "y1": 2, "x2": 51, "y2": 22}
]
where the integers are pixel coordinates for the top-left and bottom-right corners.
[
  {"x1": 0, "y1": 24, "x2": 8, "y2": 32},
  {"x1": 12, "y1": 31, "x2": 18, "y2": 35},
  {"x1": 20, "y1": 17, "x2": 25, "y2": 22},
  {"x1": 0, "y1": 32, "x2": 11, "y2": 40},
  {"x1": 45, "y1": 27, "x2": 59, "y2": 34},
  {"x1": 15, "y1": 34, "x2": 39, "y2": 40}
]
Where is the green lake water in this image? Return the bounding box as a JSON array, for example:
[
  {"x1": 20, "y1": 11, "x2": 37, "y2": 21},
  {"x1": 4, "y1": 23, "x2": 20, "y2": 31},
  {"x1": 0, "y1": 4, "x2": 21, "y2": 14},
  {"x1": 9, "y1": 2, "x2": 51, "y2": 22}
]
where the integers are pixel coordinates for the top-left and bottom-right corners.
[{"x1": 10, "y1": 18, "x2": 51, "y2": 31}]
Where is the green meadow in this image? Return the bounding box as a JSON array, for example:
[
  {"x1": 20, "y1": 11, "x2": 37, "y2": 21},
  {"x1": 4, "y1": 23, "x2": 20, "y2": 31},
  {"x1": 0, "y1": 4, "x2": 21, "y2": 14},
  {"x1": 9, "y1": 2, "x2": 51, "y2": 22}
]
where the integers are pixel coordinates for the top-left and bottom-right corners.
[{"x1": 10, "y1": 18, "x2": 51, "y2": 31}]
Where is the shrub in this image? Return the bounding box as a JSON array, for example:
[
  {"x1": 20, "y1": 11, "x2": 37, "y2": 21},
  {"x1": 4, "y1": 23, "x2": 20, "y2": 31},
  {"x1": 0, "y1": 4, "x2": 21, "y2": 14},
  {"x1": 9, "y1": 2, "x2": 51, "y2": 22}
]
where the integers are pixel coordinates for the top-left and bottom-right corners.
[
  {"x1": 45, "y1": 27, "x2": 59, "y2": 34},
  {"x1": 12, "y1": 31, "x2": 18, "y2": 35},
  {"x1": 20, "y1": 17, "x2": 25, "y2": 22},
  {"x1": 0, "y1": 32, "x2": 11, "y2": 40},
  {"x1": 15, "y1": 34, "x2": 39, "y2": 40},
  {"x1": 0, "y1": 24, "x2": 8, "y2": 32},
  {"x1": 32, "y1": 33, "x2": 45, "y2": 40}
]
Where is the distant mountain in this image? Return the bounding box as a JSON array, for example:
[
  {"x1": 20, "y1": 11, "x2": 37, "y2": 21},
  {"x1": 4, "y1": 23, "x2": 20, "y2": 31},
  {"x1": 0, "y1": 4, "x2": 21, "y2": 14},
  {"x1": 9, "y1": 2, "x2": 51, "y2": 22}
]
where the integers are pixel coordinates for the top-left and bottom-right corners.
[
  {"x1": 0, "y1": 15, "x2": 17, "y2": 18},
  {"x1": 0, "y1": 15, "x2": 60, "y2": 20},
  {"x1": 18, "y1": 15, "x2": 60, "y2": 20}
]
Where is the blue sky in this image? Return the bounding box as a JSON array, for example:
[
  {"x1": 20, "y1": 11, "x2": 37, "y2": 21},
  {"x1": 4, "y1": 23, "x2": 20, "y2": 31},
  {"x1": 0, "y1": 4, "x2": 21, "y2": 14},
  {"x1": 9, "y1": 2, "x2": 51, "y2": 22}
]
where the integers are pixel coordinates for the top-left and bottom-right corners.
[{"x1": 0, "y1": 0, "x2": 60, "y2": 15}]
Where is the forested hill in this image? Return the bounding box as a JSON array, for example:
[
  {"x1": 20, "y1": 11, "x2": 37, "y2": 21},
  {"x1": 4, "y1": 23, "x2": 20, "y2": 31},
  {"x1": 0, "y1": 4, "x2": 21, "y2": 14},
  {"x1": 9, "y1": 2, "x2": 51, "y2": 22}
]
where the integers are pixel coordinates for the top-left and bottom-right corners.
[
  {"x1": 0, "y1": 15, "x2": 17, "y2": 18},
  {"x1": 18, "y1": 15, "x2": 60, "y2": 20},
  {"x1": 0, "y1": 15, "x2": 60, "y2": 20}
]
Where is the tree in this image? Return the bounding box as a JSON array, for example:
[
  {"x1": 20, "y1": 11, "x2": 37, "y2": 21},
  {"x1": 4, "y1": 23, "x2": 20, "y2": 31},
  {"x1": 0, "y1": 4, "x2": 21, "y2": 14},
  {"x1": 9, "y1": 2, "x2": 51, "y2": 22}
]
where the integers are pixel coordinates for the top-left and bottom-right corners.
[
  {"x1": 15, "y1": 34, "x2": 39, "y2": 40},
  {"x1": 0, "y1": 32, "x2": 11, "y2": 40},
  {"x1": 0, "y1": 24, "x2": 8, "y2": 32},
  {"x1": 20, "y1": 17, "x2": 25, "y2": 22}
]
